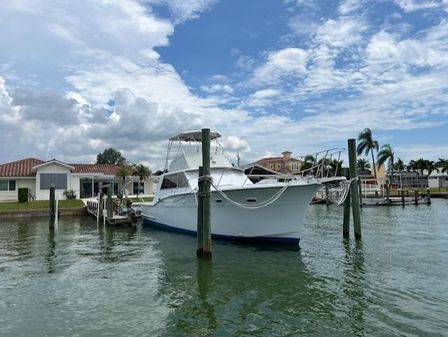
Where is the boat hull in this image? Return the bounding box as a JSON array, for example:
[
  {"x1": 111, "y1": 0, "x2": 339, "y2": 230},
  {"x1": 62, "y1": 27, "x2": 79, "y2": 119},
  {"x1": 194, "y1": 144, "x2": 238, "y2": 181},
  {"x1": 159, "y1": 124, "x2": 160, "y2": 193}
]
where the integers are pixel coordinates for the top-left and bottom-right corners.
[{"x1": 141, "y1": 183, "x2": 320, "y2": 244}]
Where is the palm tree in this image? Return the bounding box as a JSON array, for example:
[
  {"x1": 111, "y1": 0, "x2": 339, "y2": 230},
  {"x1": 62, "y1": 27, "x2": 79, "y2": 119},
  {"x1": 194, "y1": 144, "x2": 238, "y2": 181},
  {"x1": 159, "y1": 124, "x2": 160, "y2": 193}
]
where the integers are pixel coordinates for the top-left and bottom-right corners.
[
  {"x1": 393, "y1": 158, "x2": 405, "y2": 172},
  {"x1": 132, "y1": 164, "x2": 151, "y2": 196},
  {"x1": 424, "y1": 160, "x2": 438, "y2": 176},
  {"x1": 407, "y1": 160, "x2": 417, "y2": 173},
  {"x1": 377, "y1": 144, "x2": 395, "y2": 185},
  {"x1": 300, "y1": 155, "x2": 316, "y2": 175},
  {"x1": 436, "y1": 158, "x2": 448, "y2": 173},
  {"x1": 116, "y1": 164, "x2": 132, "y2": 197},
  {"x1": 357, "y1": 158, "x2": 371, "y2": 171},
  {"x1": 357, "y1": 128, "x2": 379, "y2": 178}
]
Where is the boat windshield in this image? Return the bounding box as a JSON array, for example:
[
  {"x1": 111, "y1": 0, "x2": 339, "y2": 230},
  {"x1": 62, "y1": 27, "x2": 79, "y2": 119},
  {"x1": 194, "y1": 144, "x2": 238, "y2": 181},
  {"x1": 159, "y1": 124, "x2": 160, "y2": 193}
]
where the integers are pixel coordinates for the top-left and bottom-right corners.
[{"x1": 166, "y1": 138, "x2": 235, "y2": 172}]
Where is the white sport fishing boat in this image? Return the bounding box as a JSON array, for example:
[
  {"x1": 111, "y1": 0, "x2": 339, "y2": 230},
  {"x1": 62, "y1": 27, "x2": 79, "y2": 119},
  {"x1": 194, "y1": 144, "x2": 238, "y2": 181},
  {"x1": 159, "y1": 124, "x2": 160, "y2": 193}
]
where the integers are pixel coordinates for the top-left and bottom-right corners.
[{"x1": 141, "y1": 131, "x2": 343, "y2": 244}]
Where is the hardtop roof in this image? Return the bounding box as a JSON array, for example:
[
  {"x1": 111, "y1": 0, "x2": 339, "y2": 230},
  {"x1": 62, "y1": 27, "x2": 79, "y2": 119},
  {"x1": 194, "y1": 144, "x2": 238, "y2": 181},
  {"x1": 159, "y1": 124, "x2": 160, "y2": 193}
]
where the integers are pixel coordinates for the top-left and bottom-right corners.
[{"x1": 169, "y1": 130, "x2": 222, "y2": 142}]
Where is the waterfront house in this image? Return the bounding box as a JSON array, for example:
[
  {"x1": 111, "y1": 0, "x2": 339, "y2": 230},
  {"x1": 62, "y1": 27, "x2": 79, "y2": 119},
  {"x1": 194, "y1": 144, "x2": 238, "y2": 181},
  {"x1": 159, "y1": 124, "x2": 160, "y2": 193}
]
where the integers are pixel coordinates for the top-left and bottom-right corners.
[
  {"x1": 0, "y1": 158, "x2": 154, "y2": 201},
  {"x1": 252, "y1": 151, "x2": 303, "y2": 174},
  {"x1": 428, "y1": 171, "x2": 448, "y2": 189}
]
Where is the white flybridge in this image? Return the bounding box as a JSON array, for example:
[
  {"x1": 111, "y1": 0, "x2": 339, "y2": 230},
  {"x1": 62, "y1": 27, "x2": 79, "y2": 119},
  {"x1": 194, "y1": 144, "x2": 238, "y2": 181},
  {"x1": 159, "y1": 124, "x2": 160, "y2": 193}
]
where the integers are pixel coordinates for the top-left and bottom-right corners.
[{"x1": 141, "y1": 131, "x2": 344, "y2": 244}]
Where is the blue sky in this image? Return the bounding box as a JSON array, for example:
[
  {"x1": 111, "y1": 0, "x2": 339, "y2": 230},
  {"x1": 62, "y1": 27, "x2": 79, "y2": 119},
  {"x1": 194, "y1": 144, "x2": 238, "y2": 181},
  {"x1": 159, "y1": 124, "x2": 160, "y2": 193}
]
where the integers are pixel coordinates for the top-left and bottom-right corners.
[{"x1": 0, "y1": 0, "x2": 447, "y2": 169}]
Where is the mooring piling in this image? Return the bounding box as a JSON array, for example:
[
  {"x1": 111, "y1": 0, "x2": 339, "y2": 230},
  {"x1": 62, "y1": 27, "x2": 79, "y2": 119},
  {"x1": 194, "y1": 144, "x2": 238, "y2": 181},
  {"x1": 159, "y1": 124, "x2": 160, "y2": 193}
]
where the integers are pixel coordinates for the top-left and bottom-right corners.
[
  {"x1": 386, "y1": 183, "x2": 391, "y2": 205},
  {"x1": 343, "y1": 168, "x2": 350, "y2": 239},
  {"x1": 400, "y1": 189, "x2": 405, "y2": 207},
  {"x1": 49, "y1": 184, "x2": 55, "y2": 228},
  {"x1": 426, "y1": 188, "x2": 431, "y2": 205},
  {"x1": 196, "y1": 128, "x2": 212, "y2": 258},
  {"x1": 201, "y1": 128, "x2": 212, "y2": 258},
  {"x1": 107, "y1": 186, "x2": 113, "y2": 221},
  {"x1": 348, "y1": 139, "x2": 362, "y2": 239},
  {"x1": 414, "y1": 189, "x2": 419, "y2": 205},
  {"x1": 197, "y1": 166, "x2": 204, "y2": 257}
]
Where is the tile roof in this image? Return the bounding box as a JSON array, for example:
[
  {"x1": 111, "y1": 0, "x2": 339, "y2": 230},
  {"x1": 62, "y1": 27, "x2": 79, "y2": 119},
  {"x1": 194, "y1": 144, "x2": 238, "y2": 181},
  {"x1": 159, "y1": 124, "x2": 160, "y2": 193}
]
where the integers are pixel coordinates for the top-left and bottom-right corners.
[
  {"x1": 72, "y1": 164, "x2": 120, "y2": 176},
  {"x1": 0, "y1": 158, "x2": 120, "y2": 177},
  {"x1": 0, "y1": 158, "x2": 44, "y2": 177}
]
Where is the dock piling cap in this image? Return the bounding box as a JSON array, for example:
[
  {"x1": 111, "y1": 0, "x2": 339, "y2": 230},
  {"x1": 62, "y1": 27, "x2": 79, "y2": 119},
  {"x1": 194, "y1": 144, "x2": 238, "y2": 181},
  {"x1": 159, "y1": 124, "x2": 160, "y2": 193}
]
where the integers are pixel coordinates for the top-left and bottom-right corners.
[{"x1": 169, "y1": 130, "x2": 222, "y2": 142}]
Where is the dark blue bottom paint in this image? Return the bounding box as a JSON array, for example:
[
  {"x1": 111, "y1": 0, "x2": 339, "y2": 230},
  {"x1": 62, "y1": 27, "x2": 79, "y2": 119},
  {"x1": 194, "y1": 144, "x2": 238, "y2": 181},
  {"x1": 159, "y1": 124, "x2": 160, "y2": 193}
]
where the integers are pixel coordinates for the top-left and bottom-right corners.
[{"x1": 142, "y1": 217, "x2": 300, "y2": 246}]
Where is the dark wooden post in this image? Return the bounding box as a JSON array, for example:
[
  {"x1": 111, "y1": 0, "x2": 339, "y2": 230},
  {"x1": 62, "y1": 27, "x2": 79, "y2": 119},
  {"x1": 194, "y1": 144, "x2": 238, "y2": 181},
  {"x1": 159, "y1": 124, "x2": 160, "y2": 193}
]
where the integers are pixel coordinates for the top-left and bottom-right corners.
[
  {"x1": 426, "y1": 188, "x2": 431, "y2": 205},
  {"x1": 414, "y1": 189, "x2": 419, "y2": 205},
  {"x1": 107, "y1": 186, "x2": 113, "y2": 223},
  {"x1": 202, "y1": 128, "x2": 212, "y2": 258},
  {"x1": 49, "y1": 184, "x2": 55, "y2": 227},
  {"x1": 386, "y1": 183, "x2": 391, "y2": 205},
  {"x1": 343, "y1": 168, "x2": 350, "y2": 238},
  {"x1": 358, "y1": 179, "x2": 363, "y2": 208},
  {"x1": 348, "y1": 139, "x2": 361, "y2": 239},
  {"x1": 400, "y1": 189, "x2": 405, "y2": 207},
  {"x1": 197, "y1": 166, "x2": 204, "y2": 257},
  {"x1": 325, "y1": 185, "x2": 330, "y2": 206}
]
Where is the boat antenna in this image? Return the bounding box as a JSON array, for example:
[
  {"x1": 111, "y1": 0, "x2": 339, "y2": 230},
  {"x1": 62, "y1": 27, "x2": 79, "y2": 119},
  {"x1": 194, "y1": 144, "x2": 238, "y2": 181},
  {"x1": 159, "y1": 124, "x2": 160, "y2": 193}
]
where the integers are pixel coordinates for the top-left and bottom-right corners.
[{"x1": 164, "y1": 139, "x2": 173, "y2": 172}]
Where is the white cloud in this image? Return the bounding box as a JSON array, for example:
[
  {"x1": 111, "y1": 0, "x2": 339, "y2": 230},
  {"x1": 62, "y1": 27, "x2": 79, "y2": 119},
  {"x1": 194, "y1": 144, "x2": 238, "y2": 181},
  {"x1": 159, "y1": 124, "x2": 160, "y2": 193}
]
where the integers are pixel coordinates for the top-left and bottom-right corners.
[
  {"x1": 245, "y1": 89, "x2": 280, "y2": 107},
  {"x1": 366, "y1": 30, "x2": 448, "y2": 67},
  {"x1": 145, "y1": 0, "x2": 218, "y2": 24},
  {"x1": 339, "y1": 0, "x2": 362, "y2": 14},
  {"x1": 394, "y1": 0, "x2": 447, "y2": 12},
  {"x1": 201, "y1": 84, "x2": 234, "y2": 94},
  {"x1": 251, "y1": 48, "x2": 308, "y2": 84},
  {"x1": 315, "y1": 17, "x2": 367, "y2": 48}
]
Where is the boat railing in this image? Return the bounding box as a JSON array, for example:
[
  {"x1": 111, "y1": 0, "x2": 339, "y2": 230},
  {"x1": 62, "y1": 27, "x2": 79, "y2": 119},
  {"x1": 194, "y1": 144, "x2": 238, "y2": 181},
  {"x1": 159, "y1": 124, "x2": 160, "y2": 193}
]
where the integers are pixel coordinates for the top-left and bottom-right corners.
[{"x1": 245, "y1": 147, "x2": 346, "y2": 185}]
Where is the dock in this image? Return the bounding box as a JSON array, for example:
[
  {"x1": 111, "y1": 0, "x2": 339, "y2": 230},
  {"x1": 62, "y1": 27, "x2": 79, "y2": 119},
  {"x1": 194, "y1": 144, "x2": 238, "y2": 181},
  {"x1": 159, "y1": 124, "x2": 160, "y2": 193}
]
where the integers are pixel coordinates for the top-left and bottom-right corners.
[{"x1": 85, "y1": 199, "x2": 135, "y2": 225}]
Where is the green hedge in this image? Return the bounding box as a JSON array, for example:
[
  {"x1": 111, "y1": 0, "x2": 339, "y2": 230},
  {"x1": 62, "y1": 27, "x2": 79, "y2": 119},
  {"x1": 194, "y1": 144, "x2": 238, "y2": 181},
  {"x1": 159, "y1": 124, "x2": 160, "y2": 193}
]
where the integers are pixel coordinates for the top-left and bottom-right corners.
[{"x1": 18, "y1": 188, "x2": 28, "y2": 203}]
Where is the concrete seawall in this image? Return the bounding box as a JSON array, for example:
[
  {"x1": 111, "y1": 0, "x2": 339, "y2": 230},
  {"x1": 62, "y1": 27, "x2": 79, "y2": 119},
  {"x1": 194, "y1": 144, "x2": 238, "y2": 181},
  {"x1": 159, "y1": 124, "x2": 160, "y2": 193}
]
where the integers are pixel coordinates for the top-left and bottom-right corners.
[{"x1": 0, "y1": 207, "x2": 87, "y2": 220}]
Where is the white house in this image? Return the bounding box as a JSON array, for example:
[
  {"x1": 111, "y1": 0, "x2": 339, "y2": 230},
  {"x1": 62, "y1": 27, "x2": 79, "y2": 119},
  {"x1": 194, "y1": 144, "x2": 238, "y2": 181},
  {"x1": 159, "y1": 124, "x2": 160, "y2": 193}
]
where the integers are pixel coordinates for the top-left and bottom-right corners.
[
  {"x1": 428, "y1": 171, "x2": 448, "y2": 189},
  {"x1": 0, "y1": 158, "x2": 155, "y2": 201}
]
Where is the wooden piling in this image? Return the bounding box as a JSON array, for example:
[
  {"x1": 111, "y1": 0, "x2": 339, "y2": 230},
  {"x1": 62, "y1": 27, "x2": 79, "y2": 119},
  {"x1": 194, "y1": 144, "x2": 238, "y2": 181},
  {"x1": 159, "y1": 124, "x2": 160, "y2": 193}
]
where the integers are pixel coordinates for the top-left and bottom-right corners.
[
  {"x1": 348, "y1": 139, "x2": 361, "y2": 239},
  {"x1": 49, "y1": 184, "x2": 55, "y2": 227},
  {"x1": 426, "y1": 188, "x2": 431, "y2": 205},
  {"x1": 197, "y1": 166, "x2": 204, "y2": 257},
  {"x1": 414, "y1": 189, "x2": 419, "y2": 205},
  {"x1": 107, "y1": 186, "x2": 113, "y2": 222},
  {"x1": 342, "y1": 168, "x2": 350, "y2": 239},
  {"x1": 358, "y1": 179, "x2": 363, "y2": 208},
  {"x1": 325, "y1": 185, "x2": 330, "y2": 206},
  {"x1": 386, "y1": 183, "x2": 391, "y2": 205},
  {"x1": 201, "y1": 128, "x2": 212, "y2": 259},
  {"x1": 400, "y1": 189, "x2": 405, "y2": 207}
]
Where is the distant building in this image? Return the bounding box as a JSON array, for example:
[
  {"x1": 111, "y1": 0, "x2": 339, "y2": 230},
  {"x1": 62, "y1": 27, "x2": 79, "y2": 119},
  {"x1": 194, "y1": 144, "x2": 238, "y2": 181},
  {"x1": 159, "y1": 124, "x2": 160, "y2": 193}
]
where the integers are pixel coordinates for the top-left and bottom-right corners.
[
  {"x1": 252, "y1": 151, "x2": 303, "y2": 174},
  {"x1": 428, "y1": 171, "x2": 448, "y2": 189},
  {"x1": 0, "y1": 158, "x2": 155, "y2": 201}
]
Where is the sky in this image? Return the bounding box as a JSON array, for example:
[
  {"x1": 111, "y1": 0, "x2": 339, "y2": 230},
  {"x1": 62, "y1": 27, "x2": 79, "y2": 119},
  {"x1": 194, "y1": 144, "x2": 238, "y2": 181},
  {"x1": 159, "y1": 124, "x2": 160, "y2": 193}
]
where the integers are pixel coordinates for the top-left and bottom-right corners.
[{"x1": 1, "y1": 0, "x2": 447, "y2": 169}]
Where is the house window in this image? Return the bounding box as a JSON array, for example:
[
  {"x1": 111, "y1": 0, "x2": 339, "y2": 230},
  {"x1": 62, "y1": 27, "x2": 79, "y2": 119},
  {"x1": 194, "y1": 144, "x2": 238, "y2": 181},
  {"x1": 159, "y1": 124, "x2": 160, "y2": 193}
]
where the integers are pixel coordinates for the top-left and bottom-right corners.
[
  {"x1": 161, "y1": 173, "x2": 189, "y2": 190},
  {"x1": 133, "y1": 181, "x2": 144, "y2": 194},
  {"x1": 40, "y1": 173, "x2": 67, "y2": 190},
  {"x1": 0, "y1": 180, "x2": 16, "y2": 191}
]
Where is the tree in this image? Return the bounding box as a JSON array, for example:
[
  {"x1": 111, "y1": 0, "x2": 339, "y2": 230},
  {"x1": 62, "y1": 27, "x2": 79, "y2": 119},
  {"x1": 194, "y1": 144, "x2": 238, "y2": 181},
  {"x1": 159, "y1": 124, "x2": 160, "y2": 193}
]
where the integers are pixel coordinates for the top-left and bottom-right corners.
[
  {"x1": 393, "y1": 158, "x2": 405, "y2": 172},
  {"x1": 115, "y1": 164, "x2": 132, "y2": 197},
  {"x1": 132, "y1": 164, "x2": 151, "y2": 196},
  {"x1": 436, "y1": 158, "x2": 448, "y2": 173},
  {"x1": 96, "y1": 148, "x2": 126, "y2": 165},
  {"x1": 357, "y1": 128, "x2": 379, "y2": 178},
  {"x1": 300, "y1": 155, "x2": 316, "y2": 175},
  {"x1": 424, "y1": 160, "x2": 438, "y2": 176},
  {"x1": 377, "y1": 144, "x2": 394, "y2": 185},
  {"x1": 317, "y1": 158, "x2": 343, "y2": 177},
  {"x1": 357, "y1": 158, "x2": 371, "y2": 171}
]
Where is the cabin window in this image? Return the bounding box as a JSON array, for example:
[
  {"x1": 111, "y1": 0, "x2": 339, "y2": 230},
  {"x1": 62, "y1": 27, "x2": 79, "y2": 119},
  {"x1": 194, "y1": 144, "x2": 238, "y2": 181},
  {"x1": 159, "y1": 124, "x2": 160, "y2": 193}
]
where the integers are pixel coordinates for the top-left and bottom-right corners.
[
  {"x1": 0, "y1": 180, "x2": 16, "y2": 191},
  {"x1": 40, "y1": 173, "x2": 67, "y2": 190},
  {"x1": 161, "y1": 173, "x2": 189, "y2": 189}
]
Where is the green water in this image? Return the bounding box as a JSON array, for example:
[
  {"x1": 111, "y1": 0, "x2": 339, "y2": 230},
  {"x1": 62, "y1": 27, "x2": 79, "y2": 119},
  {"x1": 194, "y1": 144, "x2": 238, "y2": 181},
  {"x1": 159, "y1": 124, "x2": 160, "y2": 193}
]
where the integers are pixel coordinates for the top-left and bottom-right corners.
[{"x1": 1, "y1": 200, "x2": 447, "y2": 337}]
